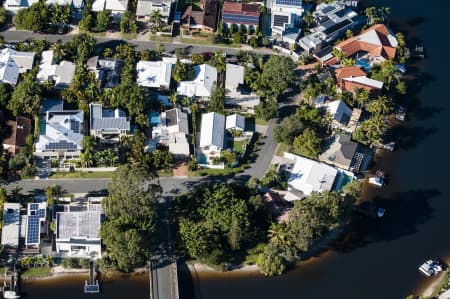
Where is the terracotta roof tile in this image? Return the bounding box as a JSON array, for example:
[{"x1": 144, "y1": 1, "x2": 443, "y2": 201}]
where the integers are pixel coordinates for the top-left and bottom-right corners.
[{"x1": 335, "y1": 66, "x2": 366, "y2": 79}]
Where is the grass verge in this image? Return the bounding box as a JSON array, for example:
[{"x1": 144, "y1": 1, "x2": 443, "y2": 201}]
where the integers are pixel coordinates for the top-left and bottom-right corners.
[
  {"x1": 149, "y1": 34, "x2": 173, "y2": 42},
  {"x1": 276, "y1": 143, "x2": 289, "y2": 157},
  {"x1": 49, "y1": 171, "x2": 115, "y2": 179},
  {"x1": 22, "y1": 267, "x2": 52, "y2": 279},
  {"x1": 255, "y1": 118, "x2": 268, "y2": 126}
]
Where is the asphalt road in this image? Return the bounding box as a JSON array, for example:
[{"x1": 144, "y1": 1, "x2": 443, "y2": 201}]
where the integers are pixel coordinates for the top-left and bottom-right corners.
[{"x1": 0, "y1": 29, "x2": 274, "y2": 56}]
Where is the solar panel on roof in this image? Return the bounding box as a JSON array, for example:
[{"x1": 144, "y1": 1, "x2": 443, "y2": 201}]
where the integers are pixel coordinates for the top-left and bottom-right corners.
[
  {"x1": 273, "y1": 15, "x2": 289, "y2": 27},
  {"x1": 38, "y1": 209, "x2": 46, "y2": 218},
  {"x1": 275, "y1": 0, "x2": 302, "y2": 7},
  {"x1": 26, "y1": 215, "x2": 40, "y2": 245},
  {"x1": 321, "y1": 5, "x2": 334, "y2": 14},
  {"x1": 30, "y1": 203, "x2": 39, "y2": 211},
  {"x1": 70, "y1": 120, "x2": 80, "y2": 132}
]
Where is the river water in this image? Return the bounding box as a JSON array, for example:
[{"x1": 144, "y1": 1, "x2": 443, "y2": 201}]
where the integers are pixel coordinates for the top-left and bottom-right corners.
[{"x1": 21, "y1": 0, "x2": 450, "y2": 298}]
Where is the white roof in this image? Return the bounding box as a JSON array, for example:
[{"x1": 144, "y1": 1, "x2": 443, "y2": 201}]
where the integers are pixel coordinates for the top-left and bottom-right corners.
[
  {"x1": 35, "y1": 110, "x2": 84, "y2": 153},
  {"x1": 1, "y1": 203, "x2": 21, "y2": 247},
  {"x1": 136, "y1": 60, "x2": 173, "y2": 88},
  {"x1": 92, "y1": 0, "x2": 128, "y2": 11},
  {"x1": 284, "y1": 152, "x2": 338, "y2": 198},
  {"x1": 0, "y1": 48, "x2": 35, "y2": 85},
  {"x1": 177, "y1": 64, "x2": 217, "y2": 98},
  {"x1": 56, "y1": 211, "x2": 101, "y2": 240},
  {"x1": 199, "y1": 112, "x2": 225, "y2": 148},
  {"x1": 226, "y1": 114, "x2": 245, "y2": 131},
  {"x1": 324, "y1": 100, "x2": 352, "y2": 125},
  {"x1": 357, "y1": 28, "x2": 398, "y2": 48},
  {"x1": 343, "y1": 76, "x2": 384, "y2": 89},
  {"x1": 225, "y1": 63, "x2": 244, "y2": 91},
  {"x1": 37, "y1": 50, "x2": 76, "y2": 87},
  {"x1": 168, "y1": 132, "x2": 190, "y2": 156}
]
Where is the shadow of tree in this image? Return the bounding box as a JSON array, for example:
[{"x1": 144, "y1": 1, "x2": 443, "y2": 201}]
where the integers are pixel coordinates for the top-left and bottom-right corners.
[{"x1": 331, "y1": 189, "x2": 439, "y2": 253}]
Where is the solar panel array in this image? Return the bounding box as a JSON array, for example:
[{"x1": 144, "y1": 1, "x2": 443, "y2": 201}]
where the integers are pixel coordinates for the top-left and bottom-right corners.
[
  {"x1": 273, "y1": 15, "x2": 289, "y2": 27},
  {"x1": 275, "y1": 0, "x2": 302, "y2": 7},
  {"x1": 26, "y1": 215, "x2": 40, "y2": 245},
  {"x1": 30, "y1": 203, "x2": 39, "y2": 210},
  {"x1": 45, "y1": 140, "x2": 78, "y2": 151},
  {"x1": 223, "y1": 13, "x2": 260, "y2": 25},
  {"x1": 70, "y1": 120, "x2": 80, "y2": 133}
]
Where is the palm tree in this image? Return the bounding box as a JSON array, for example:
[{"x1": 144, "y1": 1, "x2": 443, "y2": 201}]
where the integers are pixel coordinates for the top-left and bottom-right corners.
[
  {"x1": 181, "y1": 96, "x2": 191, "y2": 107},
  {"x1": 303, "y1": 11, "x2": 314, "y2": 28},
  {"x1": 268, "y1": 223, "x2": 291, "y2": 250},
  {"x1": 379, "y1": 6, "x2": 391, "y2": 23},
  {"x1": 214, "y1": 51, "x2": 226, "y2": 74},
  {"x1": 367, "y1": 96, "x2": 391, "y2": 115},
  {"x1": 81, "y1": 136, "x2": 96, "y2": 167},
  {"x1": 169, "y1": 91, "x2": 178, "y2": 107},
  {"x1": 364, "y1": 7, "x2": 377, "y2": 25},
  {"x1": 332, "y1": 48, "x2": 346, "y2": 62},
  {"x1": 150, "y1": 10, "x2": 162, "y2": 28},
  {"x1": 52, "y1": 41, "x2": 65, "y2": 63},
  {"x1": 354, "y1": 88, "x2": 369, "y2": 108}
]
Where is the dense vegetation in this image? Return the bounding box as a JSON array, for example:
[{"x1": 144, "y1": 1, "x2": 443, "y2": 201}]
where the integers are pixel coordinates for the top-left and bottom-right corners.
[
  {"x1": 13, "y1": 1, "x2": 70, "y2": 33},
  {"x1": 100, "y1": 164, "x2": 161, "y2": 271}
]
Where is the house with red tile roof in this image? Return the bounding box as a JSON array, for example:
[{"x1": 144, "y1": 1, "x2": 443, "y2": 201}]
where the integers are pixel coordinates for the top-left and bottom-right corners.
[
  {"x1": 324, "y1": 24, "x2": 398, "y2": 66},
  {"x1": 2, "y1": 116, "x2": 32, "y2": 155},
  {"x1": 181, "y1": 0, "x2": 218, "y2": 32},
  {"x1": 222, "y1": 1, "x2": 260, "y2": 30},
  {"x1": 335, "y1": 66, "x2": 383, "y2": 96}
]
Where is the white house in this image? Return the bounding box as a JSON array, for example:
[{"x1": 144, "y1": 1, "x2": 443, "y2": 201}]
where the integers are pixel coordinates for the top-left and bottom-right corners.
[
  {"x1": 136, "y1": 59, "x2": 174, "y2": 89},
  {"x1": 320, "y1": 100, "x2": 353, "y2": 128},
  {"x1": 1, "y1": 203, "x2": 22, "y2": 249},
  {"x1": 89, "y1": 103, "x2": 130, "y2": 143},
  {"x1": 3, "y1": 0, "x2": 82, "y2": 12},
  {"x1": 268, "y1": 0, "x2": 304, "y2": 37},
  {"x1": 225, "y1": 63, "x2": 244, "y2": 92},
  {"x1": 37, "y1": 50, "x2": 76, "y2": 88},
  {"x1": 136, "y1": 0, "x2": 172, "y2": 23},
  {"x1": 0, "y1": 48, "x2": 35, "y2": 86},
  {"x1": 226, "y1": 113, "x2": 245, "y2": 131},
  {"x1": 25, "y1": 202, "x2": 47, "y2": 247},
  {"x1": 177, "y1": 64, "x2": 217, "y2": 98},
  {"x1": 56, "y1": 210, "x2": 102, "y2": 258},
  {"x1": 199, "y1": 112, "x2": 225, "y2": 164},
  {"x1": 283, "y1": 152, "x2": 338, "y2": 200},
  {"x1": 149, "y1": 108, "x2": 190, "y2": 158},
  {"x1": 92, "y1": 0, "x2": 128, "y2": 18},
  {"x1": 298, "y1": 1, "x2": 358, "y2": 52},
  {"x1": 35, "y1": 110, "x2": 84, "y2": 159}
]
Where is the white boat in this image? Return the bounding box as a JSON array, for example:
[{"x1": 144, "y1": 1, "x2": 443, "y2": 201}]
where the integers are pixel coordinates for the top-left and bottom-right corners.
[
  {"x1": 3, "y1": 290, "x2": 21, "y2": 299},
  {"x1": 369, "y1": 177, "x2": 384, "y2": 187},
  {"x1": 419, "y1": 260, "x2": 444, "y2": 277},
  {"x1": 396, "y1": 64, "x2": 407, "y2": 74}
]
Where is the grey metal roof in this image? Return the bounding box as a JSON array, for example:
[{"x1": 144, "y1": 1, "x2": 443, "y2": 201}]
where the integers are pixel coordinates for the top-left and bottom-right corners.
[
  {"x1": 89, "y1": 103, "x2": 130, "y2": 131},
  {"x1": 56, "y1": 211, "x2": 101, "y2": 239}
]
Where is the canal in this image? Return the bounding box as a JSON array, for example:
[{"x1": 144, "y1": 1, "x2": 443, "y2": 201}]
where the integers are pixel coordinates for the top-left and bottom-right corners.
[{"x1": 19, "y1": 0, "x2": 450, "y2": 298}]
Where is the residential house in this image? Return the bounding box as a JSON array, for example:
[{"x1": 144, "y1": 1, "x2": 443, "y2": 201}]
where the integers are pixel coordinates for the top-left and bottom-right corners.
[
  {"x1": 91, "y1": 0, "x2": 128, "y2": 19},
  {"x1": 319, "y1": 133, "x2": 372, "y2": 172},
  {"x1": 225, "y1": 113, "x2": 245, "y2": 131},
  {"x1": 136, "y1": 0, "x2": 172, "y2": 23},
  {"x1": 89, "y1": 103, "x2": 130, "y2": 143},
  {"x1": 324, "y1": 24, "x2": 398, "y2": 66},
  {"x1": 335, "y1": 66, "x2": 383, "y2": 96},
  {"x1": 1, "y1": 203, "x2": 22, "y2": 251},
  {"x1": 283, "y1": 152, "x2": 339, "y2": 200},
  {"x1": 3, "y1": 0, "x2": 83, "y2": 13},
  {"x1": 224, "y1": 94, "x2": 260, "y2": 114},
  {"x1": 2, "y1": 116, "x2": 32, "y2": 155},
  {"x1": 24, "y1": 202, "x2": 47, "y2": 250},
  {"x1": 199, "y1": 112, "x2": 225, "y2": 165},
  {"x1": 35, "y1": 108, "x2": 84, "y2": 159},
  {"x1": 150, "y1": 108, "x2": 190, "y2": 158},
  {"x1": 56, "y1": 209, "x2": 102, "y2": 258},
  {"x1": 181, "y1": 0, "x2": 218, "y2": 32},
  {"x1": 298, "y1": 1, "x2": 359, "y2": 53},
  {"x1": 222, "y1": 1, "x2": 260, "y2": 30},
  {"x1": 37, "y1": 50, "x2": 76, "y2": 88},
  {"x1": 319, "y1": 100, "x2": 352, "y2": 130},
  {"x1": 0, "y1": 48, "x2": 35, "y2": 86},
  {"x1": 87, "y1": 56, "x2": 124, "y2": 88},
  {"x1": 177, "y1": 64, "x2": 217, "y2": 98},
  {"x1": 225, "y1": 63, "x2": 244, "y2": 92},
  {"x1": 268, "y1": 0, "x2": 304, "y2": 38},
  {"x1": 136, "y1": 58, "x2": 174, "y2": 89}
]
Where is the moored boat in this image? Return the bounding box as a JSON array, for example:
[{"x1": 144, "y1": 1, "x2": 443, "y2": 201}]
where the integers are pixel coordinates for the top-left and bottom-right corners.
[
  {"x1": 418, "y1": 259, "x2": 445, "y2": 277},
  {"x1": 368, "y1": 176, "x2": 384, "y2": 187}
]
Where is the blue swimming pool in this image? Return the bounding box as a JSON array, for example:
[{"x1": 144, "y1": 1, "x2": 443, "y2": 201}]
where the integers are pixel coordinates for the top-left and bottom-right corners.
[{"x1": 356, "y1": 59, "x2": 371, "y2": 71}]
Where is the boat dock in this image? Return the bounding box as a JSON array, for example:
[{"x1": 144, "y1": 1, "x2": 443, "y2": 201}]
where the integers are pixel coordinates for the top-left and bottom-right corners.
[
  {"x1": 84, "y1": 261, "x2": 100, "y2": 293},
  {"x1": 378, "y1": 142, "x2": 396, "y2": 151}
]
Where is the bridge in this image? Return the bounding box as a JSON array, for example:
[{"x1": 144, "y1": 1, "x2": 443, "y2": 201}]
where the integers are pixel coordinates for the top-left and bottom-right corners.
[{"x1": 149, "y1": 260, "x2": 179, "y2": 299}]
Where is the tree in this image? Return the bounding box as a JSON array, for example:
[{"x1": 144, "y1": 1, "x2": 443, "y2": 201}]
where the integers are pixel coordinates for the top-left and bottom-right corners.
[
  {"x1": 273, "y1": 115, "x2": 304, "y2": 145},
  {"x1": 367, "y1": 96, "x2": 391, "y2": 115},
  {"x1": 0, "y1": 7, "x2": 7, "y2": 26},
  {"x1": 259, "y1": 56, "x2": 295, "y2": 99},
  {"x1": 191, "y1": 53, "x2": 204, "y2": 64},
  {"x1": 213, "y1": 51, "x2": 226, "y2": 74},
  {"x1": 248, "y1": 36, "x2": 258, "y2": 48},
  {"x1": 51, "y1": 41, "x2": 65, "y2": 63},
  {"x1": 101, "y1": 164, "x2": 161, "y2": 271},
  {"x1": 150, "y1": 9, "x2": 162, "y2": 28},
  {"x1": 95, "y1": 10, "x2": 111, "y2": 32},
  {"x1": 78, "y1": 13, "x2": 93, "y2": 32},
  {"x1": 154, "y1": 43, "x2": 165, "y2": 56},
  {"x1": 169, "y1": 91, "x2": 178, "y2": 107},
  {"x1": 0, "y1": 83, "x2": 11, "y2": 108},
  {"x1": 64, "y1": 33, "x2": 96, "y2": 62},
  {"x1": 341, "y1": 180, "x2": 362, "y2": 201},
  {"x1": 303, "y1": 11, "x2": 313, "y2": 28},
  {"x1": 45, "y1": 184, "x2": 63, "y2": 206},
  {"x1": 179, "y1": 219, "x2": 210, "y2": 258},
  {"x1": 7, "y1": 77, "x2": 41, "y2": 117},
  {"x1": 120, "y1": 11, "x2": 137, "y2": 33},
  {"x1": 292, "y1": 128, "x2": 321, "y2": 159},
  {"x1": 80, "y1": 136, "x2": 96, "y2": 167},
  {"x1": 254, "y1": 98, "x2": 278, "y2": 120},
  {"x1": 208, "y1": 86, "x2": 225, "y2": 113},
  {"x1": 233, "y1": 32, "x2": 244, "y2": 44},
  {"x1": 173, "y1": 61, "x2": 194, "y2": 82},
  {"x1": 257, "y1": 245, "x2": 286, "y2": 276}
]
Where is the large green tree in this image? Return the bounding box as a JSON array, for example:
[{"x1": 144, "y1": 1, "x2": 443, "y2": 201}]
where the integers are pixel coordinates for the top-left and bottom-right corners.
[
  {"x1": 257, "y1": 245, "x2": 286, "y2": 276},
  {"x1": 259, "y1": 56, "x2": 295, "y2": 99},
  {"x1": 273, "y1": 115, "x2": 304, "y2": 145},
  {"x1": 101, "y1": 164, "x2": 161, "y2": 271},
  {"x1": 292, "y1": 128, "x2": 321, "y2": 159},
  {"x1": 7, "y1": 76, "x2": 41, "y2": 117}
]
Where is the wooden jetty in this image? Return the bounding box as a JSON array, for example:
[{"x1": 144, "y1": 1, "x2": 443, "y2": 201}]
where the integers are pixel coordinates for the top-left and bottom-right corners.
[{"x1": 84, "y1": 261, "x2": 100, "y2": 293}]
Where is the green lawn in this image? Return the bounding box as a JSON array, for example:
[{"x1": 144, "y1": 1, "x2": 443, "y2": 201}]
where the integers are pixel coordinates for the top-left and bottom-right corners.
[
  {"x1": 157, "y1": 169, "x2": 174, "y2": 177},
  {"x1": 49, "y1": 171, "x2": 115, "y2": 179},
  {"x1": 276, "y1": 143, "x2": 289, "y2": 157},
  {"x1": 179, "y1": 37, "x2": 238, "y2": 48},
  {"x1": 255, "y1": 118, "x2": 268, "y2": 126},
  {"x1": 22, "y1": 267, "x2": 52, "y2": 279},
  {"x1": 233, "y1": 140, "x2": 246, "y2": 154},
  {"x1": 189, "y1": 165, "x2": 246, "y2": 177},
  {"x1": 122, "y1": 32, "x2": 137, "y2": 40}
]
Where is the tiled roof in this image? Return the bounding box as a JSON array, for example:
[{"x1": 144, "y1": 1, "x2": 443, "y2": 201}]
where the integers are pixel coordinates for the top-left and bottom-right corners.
[
  {"x1": 2, "y1": 116, "x2": 31, "y2": 147},
  {"x1": 335, "y1": 66, "x2": 366, "y2": 79}
]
